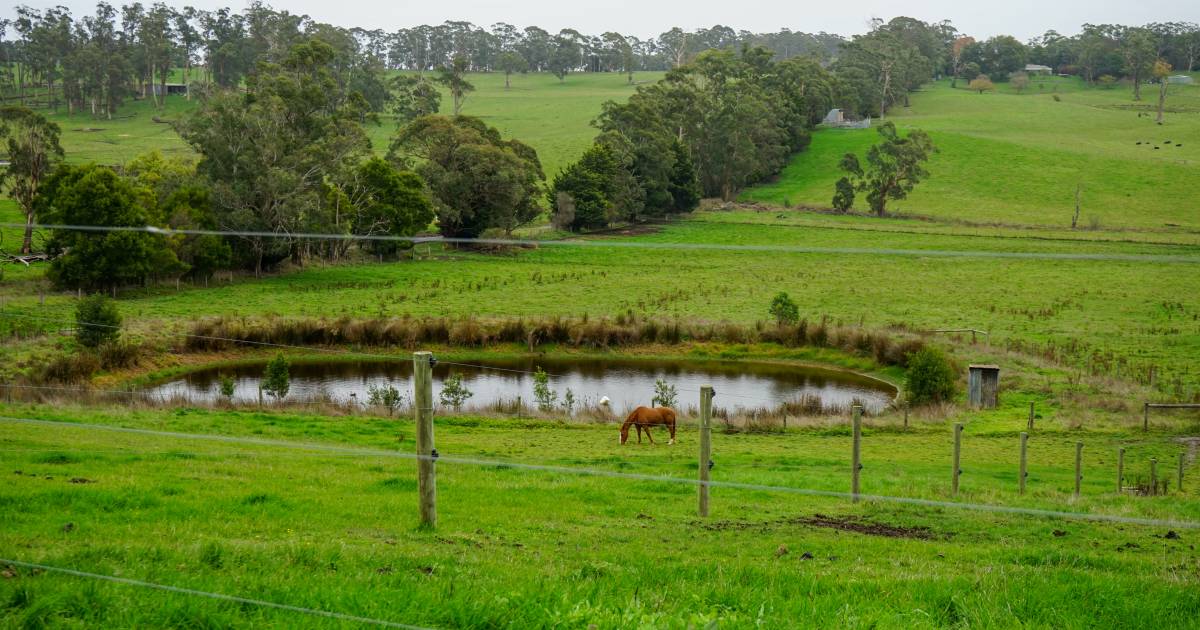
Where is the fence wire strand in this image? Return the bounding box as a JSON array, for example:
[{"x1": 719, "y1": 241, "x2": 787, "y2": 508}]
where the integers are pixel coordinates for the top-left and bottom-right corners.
[
  {"x1": 2, "y1": 415, "x2": 1196, "y2": 530},
  {"x1": 0, "y1": 558, "x2": 432, "y2": 629},
  {"x1": 5, "y1": 222, "x2": 1198, "y2": 263}
]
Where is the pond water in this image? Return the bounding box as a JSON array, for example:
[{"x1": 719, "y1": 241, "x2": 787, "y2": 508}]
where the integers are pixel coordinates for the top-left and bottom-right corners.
[{"x1": 146, "y1": 356, "x2": 897, "y2": 414}]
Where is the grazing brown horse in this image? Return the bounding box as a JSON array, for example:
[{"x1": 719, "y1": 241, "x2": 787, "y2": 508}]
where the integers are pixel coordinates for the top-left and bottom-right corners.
[{"x1": 620, "y1": 406, "x2": 677, "y2": 445}]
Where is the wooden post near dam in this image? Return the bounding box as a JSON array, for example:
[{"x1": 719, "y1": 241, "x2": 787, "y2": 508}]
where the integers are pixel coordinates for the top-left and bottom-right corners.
[
  {"x1": 1117, "y1": 447, "x2": 1125, "y2": 493},
  {"x1": 1027, "y1": 402, "x2": 1035, "y2": 431},
  {"x1": 698, "y1": 386, "x2": 714, "y2": 517},
  {"x1": 1179, "y1": 453, "x2": 1185, "y2": 492},
  {"x1": 1074, "y1": 442, "x2": 1083, "y2": 498},
  {"x1": 952, "y1": 423, "x2": 963, "y2": 496},
  {"x1": 1019, "y1": 432, "x2": 1028, "y2": 495},
  {"x1": 414, "y1": 351, "x2": 437, "y2": 528},
  {"x1": 1151, "y1": 458, "x2": 1158, "y2": 494},
  {"x1": 851, "y1": 405, "x2": 862, "y2": 502}
]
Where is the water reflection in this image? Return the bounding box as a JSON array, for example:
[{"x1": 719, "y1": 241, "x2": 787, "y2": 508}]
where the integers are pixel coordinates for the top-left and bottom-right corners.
[{"x1": 147, "y1": 356, "x2": 896, "y2": 413}]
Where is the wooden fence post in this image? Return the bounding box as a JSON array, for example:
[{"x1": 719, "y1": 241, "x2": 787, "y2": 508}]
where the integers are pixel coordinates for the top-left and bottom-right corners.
[
  {"x1": 1027, "y1": 402, "x2": 1035, "y2": 432},
  {"x1": 1074, "y1": 442, "x2": 1083, "y2": 498},
  {"x1": 1179, "y1": 453, "x2": 1185, "y2": 492},
  {"x1": 1117, "y1": 447, "x2": 1125, "y2": 493},
  {"x1": 1150, "y1": 458, "x2": 1158, "y2": 495},
  {"x1": 903, "y1": 402, "x2": 909, "y2": 429},
  {"x1": 1019, "y1": 432, "x2": 1028, "y2": 495},
  {"x1": 952, "y1": 423, "x2": 963, "y2": 495},
  {"x1": 851, "y1": 405, "x2": 862, "y2": 502},
  {"x1": 698, "y1": 386, "x2": 713, "y2": 517},
  {"x1": 414, "y1": 351, "x2": 437, "y2": 528},
  {"x1": 1143, "y1": 403, "x2": 1149, "y2": 432}
]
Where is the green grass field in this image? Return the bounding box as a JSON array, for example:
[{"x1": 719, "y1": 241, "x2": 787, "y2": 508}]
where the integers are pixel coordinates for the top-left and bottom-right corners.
[
  {"x1": 3, "y1": 71, "x2": 1200, "y2": 627},
  {"x1": 1, "y1": 402, "x2": 1197, "y2": 628},
  {"x1": 31, "y1": 71, "x2": 657, "y2": 180},
  {"x1": 743, "y1": 77, "x2": 1200, "y2": 231}
]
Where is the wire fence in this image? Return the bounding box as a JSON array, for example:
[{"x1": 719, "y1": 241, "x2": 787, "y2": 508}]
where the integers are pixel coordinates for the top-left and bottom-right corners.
[
  {"x1": 4, "y1": 222, "x2": 1198, "y2": 263},
  {"x1": 2, "y1": 415, "x2": 1195, "y2": 530},
  {"x1": 0, "y1": 558, "x2": 432, "y2": 629}
]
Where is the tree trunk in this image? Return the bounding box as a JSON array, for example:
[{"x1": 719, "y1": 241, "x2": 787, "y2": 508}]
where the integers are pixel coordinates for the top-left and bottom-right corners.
[
  {"x1": 1133, "y1": 69, "x2": 1142, "y2": 101},
  {"x1": 1156, "y1": 80, "x2": 1167, "y2": 123},
  {"x1": 21, "y1": 211, "x2": 34, "y2": 255},
  {"x1": 879, "y1": 71, "x2": 890, "y2": 120},
  {"x1": 504, "y1": 71, "x2": 510, "y2": 89}
]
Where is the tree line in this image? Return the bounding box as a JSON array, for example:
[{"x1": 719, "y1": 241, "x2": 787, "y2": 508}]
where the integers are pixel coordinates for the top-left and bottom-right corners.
[
  {"x1": 1, "y1": 8, "x2": 1197, "y2": 292},
  {"x1": 4, "y1": 3, "x2": 1195, "y2": 119}
]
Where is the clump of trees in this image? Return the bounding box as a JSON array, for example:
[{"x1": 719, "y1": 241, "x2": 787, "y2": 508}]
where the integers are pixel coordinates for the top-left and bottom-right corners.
[
  {"x1": 549, "y1": 47, "x2": 834, "y2": 231},
  {"x1": 41, "y1": 163, "x2": 185, "y2": 292},
  {"x1": 835, "y1": 122, "x2": 936, "y2": 215},
  {"x1": 389, "y1": 115, "x2": 544, "y2": 238}
]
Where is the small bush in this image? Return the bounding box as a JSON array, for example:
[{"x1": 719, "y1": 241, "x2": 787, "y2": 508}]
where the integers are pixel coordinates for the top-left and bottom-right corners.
[
  {"x1": 832, "y1": 177, "x2": 855, "y2": 212},
  {"x1": 532, "y1": 367, "x2": 557, "y2": 412},
  {"x1": 439, "y1": 372, "x2": 473, "y2": 409},
  {"x1": 261, "y1": 354, "x2": 290, "y2": 401},
  {"x1": 75, "y1": 295, "x2": 121, "y2": 349},
  {"x1": 652, "y1": 378, "x2": 678, "y2": 408},
  {"x1": 906, "y1": 347, "x2": 958, "y2": 405},
  {"x1": 367, "y1": 383, "x2": 404, "y2": 415},
  {"x1": 34, "y1": 352, "x2": 100, "y2": 384},
  {"x1": 98, "y1": 340, "x2": 140, "y2": 369},
  {"x1": 218, "y1": 375, "x2": 236, "y2": 400},
  {"x1": 769, "y1": 292, "x2": 800, "y2": 325}
]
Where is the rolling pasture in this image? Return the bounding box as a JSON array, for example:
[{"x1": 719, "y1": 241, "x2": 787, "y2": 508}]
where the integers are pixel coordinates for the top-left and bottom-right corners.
[
  {"x1": 2, "y1": 71, "x2": 1200, "y2": 627},
  {"x1": 744, "y1": 76, "x2": 1200, "y2": 231}
]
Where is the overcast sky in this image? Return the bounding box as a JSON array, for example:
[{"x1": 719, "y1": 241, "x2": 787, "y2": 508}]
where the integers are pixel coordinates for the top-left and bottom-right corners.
[{"x1": 4, "y1": 0, "x2": 1198, "y2": 41}]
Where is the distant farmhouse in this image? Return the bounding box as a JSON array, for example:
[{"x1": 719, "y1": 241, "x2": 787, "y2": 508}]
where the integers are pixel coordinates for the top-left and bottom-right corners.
[
  {"x1": 822, "y1": 108, "x2": 871, "y2": 129},
  {"x1": 1024, "y1": 64, "x2": 1053, "y2": 75},
  {"x1": 152, "y1": 83, "x2": 189, "y2": 96}
]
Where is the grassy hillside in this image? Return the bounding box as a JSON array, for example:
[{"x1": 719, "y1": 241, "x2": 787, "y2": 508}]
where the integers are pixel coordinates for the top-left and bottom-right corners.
[
  {"x1": 32, "y1": 71, "x2": 658, "y2": 180},
  {"x1": 743, "y1": 77, "x2": 1200, "y2": 231}
]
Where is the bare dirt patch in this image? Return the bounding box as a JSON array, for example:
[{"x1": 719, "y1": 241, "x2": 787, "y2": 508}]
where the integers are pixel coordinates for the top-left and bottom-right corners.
[
  {"x1": 694, "y1": 513, "x2": 942, "y2": 540},
  {"x1": 578, "y1": 222, "x2": 665, "y2": 238}
]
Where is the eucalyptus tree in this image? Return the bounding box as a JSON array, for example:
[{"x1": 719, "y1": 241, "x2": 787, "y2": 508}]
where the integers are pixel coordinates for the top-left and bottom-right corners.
[
  {"x1": 176, "y1": 38, "x2": 372, "y2": 272},
  {"x1": 0, "y1": 107, "x2": 62, "y2": 254},
  {"x1": 172, "y1": 6, "x2": 201, "y2": 95},
  {"x1": 1118, "y1": 26, "x2": 1158, "y2": 100},
  {"x1": 139, "y1": 3, "x2": 176, "y2": 109},
  {"x1": 496, "y1": 51, "x2": 527, "y2": 88}
]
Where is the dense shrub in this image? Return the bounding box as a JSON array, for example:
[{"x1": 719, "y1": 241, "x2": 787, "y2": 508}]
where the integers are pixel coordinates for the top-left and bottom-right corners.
[
  {"x1": 75, "y1": 295, "x2": 121, "y2": 349},
  {"x1": 769, "y1": 292, "x2": 800, "y2": 325},
  {"x1": 905, "y1": 347, "x2": 958, "y2": 404}
]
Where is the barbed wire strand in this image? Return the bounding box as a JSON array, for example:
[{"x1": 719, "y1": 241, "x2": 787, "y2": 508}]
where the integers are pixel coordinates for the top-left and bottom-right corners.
[
  {"x1": 4, "y1": 222, "x2": 1198, "y2": 263},
  {"x1": 2, "y1": 415, "x2": 1196, "y2": 530},
  {"x1": 0, "y1": 558, "x2": 432, "y2": 629}
]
